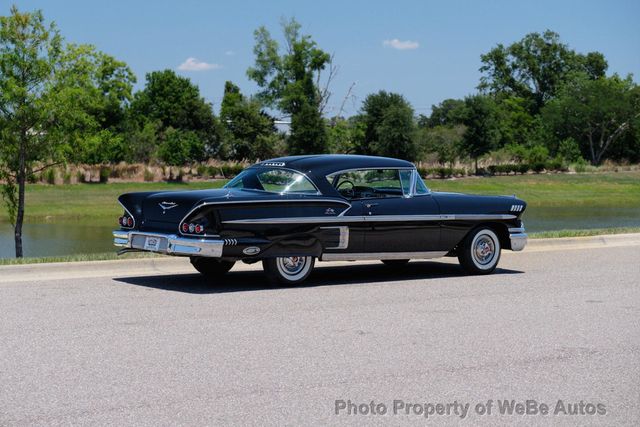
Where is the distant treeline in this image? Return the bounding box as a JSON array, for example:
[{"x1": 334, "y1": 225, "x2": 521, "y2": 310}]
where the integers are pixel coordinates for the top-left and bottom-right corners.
[{"x1": 2, "y1": 9, "x2": 639, "y2": 174}]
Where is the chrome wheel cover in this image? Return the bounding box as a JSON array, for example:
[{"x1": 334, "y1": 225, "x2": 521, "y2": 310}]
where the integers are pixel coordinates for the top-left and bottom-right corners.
[
  {"x1": 470, "y1": 230, "x2": 500, "y2": 270},
  {"x1": 276, "y1": 256, "x2": 311, "y2": 280}
]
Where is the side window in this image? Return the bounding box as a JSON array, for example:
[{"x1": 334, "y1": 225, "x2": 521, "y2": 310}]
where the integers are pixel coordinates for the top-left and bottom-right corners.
[
  {"x1": 330, "y1": 169, "x2": 410, "y2": 199},
  {"x1": 415, "y1": 175, "x2": 430, "y2": 195}
]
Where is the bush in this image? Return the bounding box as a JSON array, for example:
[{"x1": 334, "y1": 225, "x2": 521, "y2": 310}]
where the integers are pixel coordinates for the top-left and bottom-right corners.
[
  {"x1": 44, "y1": 168, "x2": 56, "y2": 185},
  {"x1": 545, "y1": 156, "x2": 567, "y2": 172},
  {"x1": 219, "y1": 163, "x2": 244, "y2": 178},
  {"x1": 558, "y1": 138, "x2": 583, "y2": 163},
  {"x1": 196, "y1": 164, "x2": 209, "y2": 178},
  {"x1": 143, "y1": 168, "x2": 155, "y2": 182},
  {"x1": 99, "y1": 167, "x2": 111, "y2": 184},
  {"x1": 63, "y1": 171, "x2": 72, "y2": 184}
]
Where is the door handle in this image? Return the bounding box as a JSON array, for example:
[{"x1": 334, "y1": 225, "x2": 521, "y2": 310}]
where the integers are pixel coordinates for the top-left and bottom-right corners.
[{"x1": 365, "y1": 203, "x2": 379, "y2": 208}]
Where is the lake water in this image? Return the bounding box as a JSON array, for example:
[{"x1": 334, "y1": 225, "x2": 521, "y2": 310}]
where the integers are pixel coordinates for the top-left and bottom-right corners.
[{"x1": 1, "y1": 206, "x2": 639, "y2": 258}]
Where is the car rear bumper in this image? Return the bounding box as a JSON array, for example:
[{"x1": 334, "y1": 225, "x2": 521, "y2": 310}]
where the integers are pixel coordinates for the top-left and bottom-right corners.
[
  {"x1": 113, "y1": 230, "x2": 224, "y2": 257},
  {"x1": 508, "y1": 225, "x2": 528, "y2": 251}
]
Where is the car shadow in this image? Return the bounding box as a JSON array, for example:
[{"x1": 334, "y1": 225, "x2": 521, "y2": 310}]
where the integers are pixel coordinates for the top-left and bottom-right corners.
[{"x1": 113, "y1": 261, "x2": 524, "y2": 294}]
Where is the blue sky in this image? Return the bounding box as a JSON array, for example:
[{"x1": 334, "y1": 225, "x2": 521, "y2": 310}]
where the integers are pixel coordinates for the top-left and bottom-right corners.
[{"x1": 11, "y1": 0, "x2": 640, "y2": 117}]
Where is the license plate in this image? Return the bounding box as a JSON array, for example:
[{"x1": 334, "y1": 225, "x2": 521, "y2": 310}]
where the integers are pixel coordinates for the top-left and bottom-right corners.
[{"x1": 143, "y1": 236, "x2": 161, "y2": 251}]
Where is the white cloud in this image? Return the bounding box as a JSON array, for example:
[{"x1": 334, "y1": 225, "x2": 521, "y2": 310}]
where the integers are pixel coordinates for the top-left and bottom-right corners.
[
  {"x1": 225, "y1": 50, "x2": 235, "y2": 56},
  {"x1": 383, "y1": 38, "x2": 419, "y2": 50},
  {"x1": 177, "y1": 57, "x2": 221, "y2": 71}
]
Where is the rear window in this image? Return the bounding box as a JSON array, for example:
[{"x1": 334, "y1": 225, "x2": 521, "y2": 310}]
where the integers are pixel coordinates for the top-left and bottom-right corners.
[{"x1": 225, "y1": 168, "x2": 318, "y2": 194}]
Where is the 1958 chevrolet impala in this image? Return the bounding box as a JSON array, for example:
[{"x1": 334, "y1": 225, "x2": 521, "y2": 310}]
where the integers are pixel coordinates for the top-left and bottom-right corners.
[{"x1": 113, "y1": 155, "x2": 527, "y2": 285}]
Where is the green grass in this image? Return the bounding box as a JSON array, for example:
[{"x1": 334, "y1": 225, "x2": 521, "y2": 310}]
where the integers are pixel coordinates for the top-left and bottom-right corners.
[
  {"x1": 427, "y1": 171, "x2": 640, "y2": 207},
  {"x1": 528, "y1": 227, "x2": 640, "y2": 239},
  {"x1": 0, "y1": 251, "x2": 162, "y2": 265}
]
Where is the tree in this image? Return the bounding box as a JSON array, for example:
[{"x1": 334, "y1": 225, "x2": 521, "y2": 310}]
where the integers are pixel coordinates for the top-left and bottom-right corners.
[
  {"x1": 542, "y1": 73, "x2": 640, "y2": 164},
  {"x1": 157, "y1": 128, "x2": 204, "y2": 166},
  {"x1": 417, "y1": 125, "x2": 466, "y2": 167},
  {"x1": 129, "y1": 69, "x2": 222, "y2": 158},
  {"x1": 50, "y1": 43, "x2": 135, "y2": 163},
  {"x1": 359, "y1": 91, "x2": 416, "y2": 159},
  {"x1": 219, "y1": 81, "x2": 276, "y2": 160},
  {"x1": 247, "y1": 18, "x2": 331, "y2": 154},
  {"x1": 460, "y1": 95, "x2": 502, "y2": 171},
  {"x1": 479, "y1": 30, "x2": 607, "y2": 113},
  {"x1": 0, "y1": 6, "x2": 63, "y2": 258},
  {"x1": 420, "y1": 98, "x2": 466, "y2": 128}
]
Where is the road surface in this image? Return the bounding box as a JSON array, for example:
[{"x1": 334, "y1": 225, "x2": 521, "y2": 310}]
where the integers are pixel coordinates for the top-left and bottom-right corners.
[{"x1": 1, "y1": 242, "x2": 639, "y2": 425}]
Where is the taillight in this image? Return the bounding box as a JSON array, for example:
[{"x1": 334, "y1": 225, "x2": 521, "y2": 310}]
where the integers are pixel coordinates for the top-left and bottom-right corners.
[
  {"x1": 119, "y1": 215, "x2": 134, "y2": 228},
  {"x1": 181, "y1": 221, "x2": 206, "y2": 235}
]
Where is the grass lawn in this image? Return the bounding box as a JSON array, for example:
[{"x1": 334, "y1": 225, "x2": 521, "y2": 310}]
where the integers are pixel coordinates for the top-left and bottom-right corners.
[
  {"x1": 1, "y1": 171, "x2": 639, "y2": 224},
  {"x1": 427, "y1": 171, "x2": 640, "y2": 207}
]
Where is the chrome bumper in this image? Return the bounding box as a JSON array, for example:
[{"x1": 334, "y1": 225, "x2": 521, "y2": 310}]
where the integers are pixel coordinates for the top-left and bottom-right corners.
[
  {"x1": 508, "y1": 226, "x2": 528, "y2": 251},
  {"x1": 113, "y1": 230, "x2": 224, "y2": 257}
]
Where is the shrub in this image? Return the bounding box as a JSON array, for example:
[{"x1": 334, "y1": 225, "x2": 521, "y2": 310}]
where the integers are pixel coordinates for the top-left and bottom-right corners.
[
  {"x1": 143, "y1": 168, "x2": 155, "y2": 182},
  {"x1": 63, "y1": 171, "x2": 72, "y2": 184},
  {"x1": 44, "y1": 168, "x2": 56, "y2": 185},
  {"x1": 196, "y1": 164, "x2": 209, "y2": 177},
  {"x1": 99, "y1": 167, "x2": 111, "y2": 184}
]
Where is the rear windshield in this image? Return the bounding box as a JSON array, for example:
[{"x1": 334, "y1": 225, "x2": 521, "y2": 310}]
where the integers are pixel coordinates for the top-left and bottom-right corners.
[{"x1": 224, "y1": 168, "x2": 318, "y2": 194}]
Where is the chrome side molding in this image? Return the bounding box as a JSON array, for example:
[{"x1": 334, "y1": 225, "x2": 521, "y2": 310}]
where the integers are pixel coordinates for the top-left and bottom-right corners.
[{"x1": 320, "y1": 251, "x2": 447, "y2": 261}]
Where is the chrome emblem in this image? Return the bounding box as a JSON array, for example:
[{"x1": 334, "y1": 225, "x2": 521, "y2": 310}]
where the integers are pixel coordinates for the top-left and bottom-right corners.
[
  {"x1": 325, "y1": 208, "x2": 336, "y2": 215},
  {"x1": 159, "y1": 201, "x2": 178, "y2": 214},
  {"x1": 243, "y1": 246, "x2": 261, "y2": 255}
]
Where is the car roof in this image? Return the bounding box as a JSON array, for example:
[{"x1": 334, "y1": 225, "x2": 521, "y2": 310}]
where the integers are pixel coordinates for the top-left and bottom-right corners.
[{"x1": 252, "y1": 154, "x2": 415, "y2": 176}]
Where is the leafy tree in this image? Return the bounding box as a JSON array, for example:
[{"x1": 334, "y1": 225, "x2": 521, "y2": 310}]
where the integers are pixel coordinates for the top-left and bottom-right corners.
[
  {"x1": 495, "y1": 96, "x2": 536, "y2": 147},
  {"x1": 50, "y1": 43, "x2": 135, "y2": 163},
  {"x1": 542, "y1": 73, "x2": 640, "y2": 164},
  {"x1": 0, "y1": 6, "x2": 64, "y2": 257},
  {"x1": 219, "y1": 81, "x2": 276, "y2": 160},
  {"x1": 130, "y1": 69, "x2": 222, "y2": 157},
  {"x1": 247, "y1": 18, "x2": 330, "y2": 154},
  {"x1": 157, "y1": 128, "x2": 204, "y2": 166},
  {"x1": 417, "y1": 125, "x2": 466, "y2": 167},
  {"x1": 420, "y1": 98, "x2": 466, "y2": 128},
  {"x1": 359, "y1": 91, "x2": 416, "y2": 159},
  {"x1": 479, "y1": 30, "x2": 607, "y2": 113},
  {"x1": 327, "y1": 116, "x2": 365, "y2": 154},
  {"x1": 460, "y1": 95, "x2": 502, "y2": 171}
]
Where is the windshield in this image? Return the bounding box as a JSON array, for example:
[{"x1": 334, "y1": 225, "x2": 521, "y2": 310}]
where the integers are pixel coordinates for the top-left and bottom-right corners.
[{"x1": 224, "y1": 168, "x2": 319, "y2": 194}]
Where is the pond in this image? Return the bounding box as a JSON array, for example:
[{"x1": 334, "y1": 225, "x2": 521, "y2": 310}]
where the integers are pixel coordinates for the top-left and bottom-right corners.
[{"x1": 1, "y1": 205, "x2": 640, "y2": 258}]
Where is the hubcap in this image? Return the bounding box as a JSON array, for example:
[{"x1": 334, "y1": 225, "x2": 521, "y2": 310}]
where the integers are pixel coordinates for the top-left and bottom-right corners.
[
  {"x1": 473, "y1": 235, "x2": 495, "y2": 265},
  {"x1": 277, "y1": 256, "x2": 307, "y2": 276}
]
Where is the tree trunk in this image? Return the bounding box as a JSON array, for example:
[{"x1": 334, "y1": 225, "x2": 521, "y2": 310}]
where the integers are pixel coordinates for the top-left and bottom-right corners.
[{"x1": 14, "y1": 135, "x2": 26, "y2": 258}]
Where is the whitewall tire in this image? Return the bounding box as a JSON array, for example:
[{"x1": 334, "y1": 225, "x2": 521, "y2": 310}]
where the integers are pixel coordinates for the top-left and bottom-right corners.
[
  {"x1": 263, "y1": 256, "x2": 315, "y2": 286},
  {"x1": 458, "y1": 228, "x2": 501, "y2": 275}
]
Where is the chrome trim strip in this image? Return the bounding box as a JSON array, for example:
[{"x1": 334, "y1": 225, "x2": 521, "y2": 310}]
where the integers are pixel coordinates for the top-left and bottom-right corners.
[
  {"x1": 222, "y1": 213, "x2": 517, "y2": 225},
  {"x1": 113, "y1": 230, "x2": 224, "y2": 257},
  {"x1": 178, "y1": 198, "x2": 352, "y2": 236},
  {"x1": 321, "y1": 251, "x2": 447, "y2": 261},
  {"x1": 320, "y1": 226, "x2": 349, "y2": 249}
]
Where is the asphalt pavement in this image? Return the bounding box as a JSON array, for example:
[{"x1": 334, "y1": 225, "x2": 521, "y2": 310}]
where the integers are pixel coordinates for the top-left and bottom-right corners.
[{"x1": 1, "y1": 240, "x2": 639, "y2": 425}]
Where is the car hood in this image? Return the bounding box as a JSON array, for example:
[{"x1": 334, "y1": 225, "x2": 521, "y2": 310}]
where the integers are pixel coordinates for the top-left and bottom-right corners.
[{"x1": 431, "y1": 191, "x2": 527, "y2": 216}]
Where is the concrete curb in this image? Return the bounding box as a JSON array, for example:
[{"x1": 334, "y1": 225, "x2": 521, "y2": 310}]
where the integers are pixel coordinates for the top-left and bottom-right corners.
[{"x1": 1, "y1": 233, "x2": 639, "y2": 283}]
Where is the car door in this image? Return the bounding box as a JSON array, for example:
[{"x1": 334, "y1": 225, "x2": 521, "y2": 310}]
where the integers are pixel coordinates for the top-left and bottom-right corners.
[{"x1": 362, "y1": 193, "x2": 441, "y2": 253}]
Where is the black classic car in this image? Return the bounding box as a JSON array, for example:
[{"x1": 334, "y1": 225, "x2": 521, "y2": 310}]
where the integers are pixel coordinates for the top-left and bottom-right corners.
[{"x1": 113, "y1": 155, "x2": 527, "y2": 285}]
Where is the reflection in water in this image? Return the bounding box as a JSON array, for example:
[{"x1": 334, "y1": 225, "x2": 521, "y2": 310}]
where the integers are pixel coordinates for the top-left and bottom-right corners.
[{"x1": 1, "y1": 205, "x2": 639, "y2": 258}]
